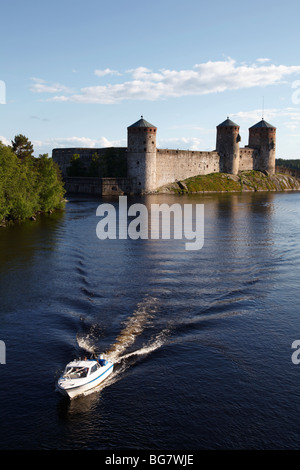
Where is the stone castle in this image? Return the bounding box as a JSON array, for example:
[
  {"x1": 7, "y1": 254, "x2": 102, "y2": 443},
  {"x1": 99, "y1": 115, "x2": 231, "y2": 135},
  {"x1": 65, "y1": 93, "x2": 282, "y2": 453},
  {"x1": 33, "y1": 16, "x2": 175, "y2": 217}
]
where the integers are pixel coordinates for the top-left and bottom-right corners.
[{"x1": 52, "y1": 116, "x2": 276, "y2": 195}]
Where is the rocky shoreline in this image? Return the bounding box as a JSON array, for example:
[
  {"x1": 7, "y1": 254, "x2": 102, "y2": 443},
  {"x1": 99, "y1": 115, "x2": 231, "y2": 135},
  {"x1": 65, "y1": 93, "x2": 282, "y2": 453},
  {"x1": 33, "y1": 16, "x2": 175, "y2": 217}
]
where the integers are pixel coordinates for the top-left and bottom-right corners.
[{"x1": 156, "y1": 171, "x2": 300, "y2": 194}]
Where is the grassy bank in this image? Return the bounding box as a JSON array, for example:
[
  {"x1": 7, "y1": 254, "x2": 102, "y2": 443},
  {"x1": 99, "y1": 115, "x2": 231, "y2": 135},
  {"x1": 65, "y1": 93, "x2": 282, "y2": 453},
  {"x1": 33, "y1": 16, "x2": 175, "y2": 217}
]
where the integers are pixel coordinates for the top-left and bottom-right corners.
[{"x1": 157, "y1": 171, "x2": 300, "y2": 194}]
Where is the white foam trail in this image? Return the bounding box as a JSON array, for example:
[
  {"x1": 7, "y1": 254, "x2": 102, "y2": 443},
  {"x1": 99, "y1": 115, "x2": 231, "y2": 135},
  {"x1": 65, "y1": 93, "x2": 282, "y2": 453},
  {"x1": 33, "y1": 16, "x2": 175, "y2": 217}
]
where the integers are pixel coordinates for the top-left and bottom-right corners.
[
  {"x1": 74, "y1": 296, "x2": 170, "y2": 395},
  {"x1": 116, "y1": 329, "x2": 169, "y2": 363},
  {"x1": 89, "y1": 329, "x2": 170, "y2": 395},
  {"x1": 76, "y1": 336, "x2": 96, "y2": 354},
  {"x1": 106, "y1": 296, "x2": 158, "y2": 362}
]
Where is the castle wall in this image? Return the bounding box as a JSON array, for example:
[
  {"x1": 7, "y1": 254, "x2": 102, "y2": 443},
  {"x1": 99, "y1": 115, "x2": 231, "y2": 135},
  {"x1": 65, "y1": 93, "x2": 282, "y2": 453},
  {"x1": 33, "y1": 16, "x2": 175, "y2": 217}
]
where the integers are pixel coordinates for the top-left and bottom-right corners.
[
  {"x1": 64, "y1": 176, "x2": 103, "y2": 194},
  {"x1": 239, "y1": 148, "x2": 256, "y2": 171},
  {"x1": 52, "y1": 148, "x2": 107, "y2": 177},
  {"x1": 64, "y1": 176, "x2": 134, "y2": 195},
  {"x1": 155, "y1": 149, "x2": 220, "y2": 188},
  {"x1": 101, "y1": 177, "x2": 135, "y2": 195},
  {"x1": 52, "y1": 147, "x2": 126, "y2": 177},
  {"x1": 127, "y1": 152, "x2": 156, "y2": 192}
]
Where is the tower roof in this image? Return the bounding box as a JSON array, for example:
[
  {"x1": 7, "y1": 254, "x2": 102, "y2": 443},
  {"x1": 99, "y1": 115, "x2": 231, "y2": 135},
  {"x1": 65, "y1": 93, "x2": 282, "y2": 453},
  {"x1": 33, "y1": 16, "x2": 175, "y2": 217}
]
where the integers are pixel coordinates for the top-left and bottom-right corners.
[
  {"x1": 249, "y1": 118, "x2": 276, "y2": 129},
  {"x1": 217, "y1": 117, "x2": 239, "y2": 127},
  {"x1": 128, "y1": 116, "x2": 157, "y2": 129}
]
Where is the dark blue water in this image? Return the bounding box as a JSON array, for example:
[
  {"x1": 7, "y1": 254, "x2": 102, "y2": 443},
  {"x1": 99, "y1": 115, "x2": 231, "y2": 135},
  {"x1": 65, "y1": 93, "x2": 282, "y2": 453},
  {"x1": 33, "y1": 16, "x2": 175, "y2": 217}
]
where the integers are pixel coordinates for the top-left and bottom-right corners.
[{"x1": 0, "y1": 191, "x2": 300, "y2": 450}]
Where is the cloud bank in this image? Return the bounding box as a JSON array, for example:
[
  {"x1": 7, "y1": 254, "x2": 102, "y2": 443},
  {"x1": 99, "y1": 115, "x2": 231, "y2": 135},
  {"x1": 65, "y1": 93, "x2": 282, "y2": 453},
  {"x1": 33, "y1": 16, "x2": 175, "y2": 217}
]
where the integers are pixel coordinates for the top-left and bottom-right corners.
[{"x1": 30, "y1": 58, "x2": 300, "y2": 104}]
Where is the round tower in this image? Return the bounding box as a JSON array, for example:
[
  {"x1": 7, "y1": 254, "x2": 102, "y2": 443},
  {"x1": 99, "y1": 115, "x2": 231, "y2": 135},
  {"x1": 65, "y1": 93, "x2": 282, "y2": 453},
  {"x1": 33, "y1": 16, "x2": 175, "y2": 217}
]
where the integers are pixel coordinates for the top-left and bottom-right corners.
[
  {"x1": 216, "y1": 117, "x2": 241, "y2": 175},
  {"x1": 248, "y1": 119, "x2": 276, "y2": 174},
  {"x1": 127, "y1": 116, "x2": 157, "y2": 193}
]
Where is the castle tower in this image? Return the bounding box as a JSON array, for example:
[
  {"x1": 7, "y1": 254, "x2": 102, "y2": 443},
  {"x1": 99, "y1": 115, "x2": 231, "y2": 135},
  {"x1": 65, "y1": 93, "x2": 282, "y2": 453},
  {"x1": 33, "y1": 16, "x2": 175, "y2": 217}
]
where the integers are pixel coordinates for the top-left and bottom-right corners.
[
  {"x1": 248, "y1": 119, "x2": 276, "y2": 174},
  {"x1": 127, "y1": 116, "x2": 157, "y2": 193},
  {"x1": 216, "y1": 117, "x2": 241, "y2": 175}
]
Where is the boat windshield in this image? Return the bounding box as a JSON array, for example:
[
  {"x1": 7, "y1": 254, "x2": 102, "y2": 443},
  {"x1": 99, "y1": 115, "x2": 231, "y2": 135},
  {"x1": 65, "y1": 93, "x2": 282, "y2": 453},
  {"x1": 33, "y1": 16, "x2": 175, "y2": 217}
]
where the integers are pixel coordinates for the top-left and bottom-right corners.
[{"x1": 64, "y1": 366, "x2": 89, "y2": 378}]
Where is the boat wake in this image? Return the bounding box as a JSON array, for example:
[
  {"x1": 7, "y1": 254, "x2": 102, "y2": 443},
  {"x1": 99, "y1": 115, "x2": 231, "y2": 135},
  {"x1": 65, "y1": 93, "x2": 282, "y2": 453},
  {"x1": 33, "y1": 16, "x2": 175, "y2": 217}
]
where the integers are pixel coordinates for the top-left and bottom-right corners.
[
  {"x1": 75, "y1": 296, "x2": 170, "y2": 394},
  {"x1": 76, "y1": 323, "x2": 102, "y2": 355},
  {"x1": 105, "y1": 295, "x2": 159, "y2": 362}
]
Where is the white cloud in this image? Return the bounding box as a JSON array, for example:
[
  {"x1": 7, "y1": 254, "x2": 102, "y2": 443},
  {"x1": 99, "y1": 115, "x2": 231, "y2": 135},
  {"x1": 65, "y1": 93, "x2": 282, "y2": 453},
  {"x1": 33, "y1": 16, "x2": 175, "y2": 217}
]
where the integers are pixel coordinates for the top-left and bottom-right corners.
[
  {"x1": 0, "y1": 136, "x2": 10, "y2": 146},
  {"x1": 232, "y1": 108, "x2": 279, "y2": 122},
  {"x1": 94, "y1": 68, "x2": 121, "y2": 77},
  {"x1": 32, "y1": 58, "x2": 300, "y2": 104},
  {"x1": 233, "y1": 106, "x2": 300, "y2": 124},
  {"x1": 158, "y1": 137, "x2": 204, "y2": 151},
  {"x1": 30, "y1": 78, "x2": 74, "y2": 94},
  {"x1": 230, "y1": 107, "x2": 300, "y2": 139},
  {"x1": 30, "y1": 115, "x2": 50, "y2": 122},
  {"x1": 256, "y1": 58, "x2": 271, "y2": 63},
  {"x1": 126, "y1": 66, "x2": 164, "y2": 81}
]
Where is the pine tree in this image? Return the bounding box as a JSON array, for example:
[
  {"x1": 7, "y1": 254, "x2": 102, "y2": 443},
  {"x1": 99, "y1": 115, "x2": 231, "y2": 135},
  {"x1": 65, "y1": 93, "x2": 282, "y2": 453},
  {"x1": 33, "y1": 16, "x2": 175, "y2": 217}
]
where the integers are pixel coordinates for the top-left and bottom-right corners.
[{"x1": 11, "y1": 134, "x2": 34, "y2": 160}]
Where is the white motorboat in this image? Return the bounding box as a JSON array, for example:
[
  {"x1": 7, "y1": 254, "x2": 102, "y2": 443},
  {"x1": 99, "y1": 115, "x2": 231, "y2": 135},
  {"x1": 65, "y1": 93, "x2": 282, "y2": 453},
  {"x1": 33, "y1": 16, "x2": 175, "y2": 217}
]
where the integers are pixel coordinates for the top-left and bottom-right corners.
[{"x1": 56, "y1": 354, "x2": 114, "y2": 399}]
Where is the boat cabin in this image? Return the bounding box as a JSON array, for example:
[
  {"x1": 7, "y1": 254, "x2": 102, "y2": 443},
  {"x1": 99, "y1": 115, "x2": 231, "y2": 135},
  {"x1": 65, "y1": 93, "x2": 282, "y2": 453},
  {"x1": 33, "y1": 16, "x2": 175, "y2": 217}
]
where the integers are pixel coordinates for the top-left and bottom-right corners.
[{"x1": 64, "y1": 360, "x2": 101, "y2": 379}]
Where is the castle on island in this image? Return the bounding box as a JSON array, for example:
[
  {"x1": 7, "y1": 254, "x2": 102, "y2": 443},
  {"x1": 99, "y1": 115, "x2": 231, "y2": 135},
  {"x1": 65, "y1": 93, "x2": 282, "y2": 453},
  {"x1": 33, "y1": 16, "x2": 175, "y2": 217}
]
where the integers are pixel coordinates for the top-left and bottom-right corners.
[{"x1": 52, "y1": 116, "x2": 276, "y2": 195}]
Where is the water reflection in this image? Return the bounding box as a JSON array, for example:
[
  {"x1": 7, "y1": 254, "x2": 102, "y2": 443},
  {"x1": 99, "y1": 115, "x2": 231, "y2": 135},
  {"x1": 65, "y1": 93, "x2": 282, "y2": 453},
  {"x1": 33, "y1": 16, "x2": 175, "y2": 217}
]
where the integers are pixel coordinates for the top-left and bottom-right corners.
[
  {"x1": 57, "y1": 389, "x2": 101, "y2": 419},
  {"x1": 2, "y1": 192, "x2": 300, "y2": 449},
  {"x1": 0, "y1": 210, "x2": 65, "y2": 272}
]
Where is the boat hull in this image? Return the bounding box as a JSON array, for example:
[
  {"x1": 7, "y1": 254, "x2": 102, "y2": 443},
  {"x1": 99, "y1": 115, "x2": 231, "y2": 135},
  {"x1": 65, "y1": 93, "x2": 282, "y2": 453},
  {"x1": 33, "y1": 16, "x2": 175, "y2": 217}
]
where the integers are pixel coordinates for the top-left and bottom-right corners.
[{"x1": 57, "y1": 362, "x2": 114, "y2": 399}]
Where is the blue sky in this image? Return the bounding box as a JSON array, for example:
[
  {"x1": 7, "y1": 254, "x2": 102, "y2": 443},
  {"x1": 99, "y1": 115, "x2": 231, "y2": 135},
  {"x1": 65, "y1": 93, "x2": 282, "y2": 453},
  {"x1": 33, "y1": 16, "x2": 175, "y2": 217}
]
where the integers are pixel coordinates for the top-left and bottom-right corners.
[{"x1": 1, "y1": 0, "x2": 300, "y2": 158}]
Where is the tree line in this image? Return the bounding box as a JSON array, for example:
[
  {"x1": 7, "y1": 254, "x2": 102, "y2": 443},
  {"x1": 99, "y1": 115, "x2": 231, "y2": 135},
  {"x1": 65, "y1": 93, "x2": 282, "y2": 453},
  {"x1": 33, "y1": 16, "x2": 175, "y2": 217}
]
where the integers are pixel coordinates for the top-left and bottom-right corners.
[
  {"x1": 0, "y1": 134, "x2": 65, "y2": 224},
  {"x1": 276, "y1": 158, "x2": 300, "y2": 170}
]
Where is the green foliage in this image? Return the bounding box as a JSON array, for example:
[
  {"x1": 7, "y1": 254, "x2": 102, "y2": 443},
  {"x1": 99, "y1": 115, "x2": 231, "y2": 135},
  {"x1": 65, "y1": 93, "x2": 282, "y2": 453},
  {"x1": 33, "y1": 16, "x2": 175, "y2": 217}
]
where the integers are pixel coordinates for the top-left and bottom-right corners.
[
  {"x1": 67, "y1": 153, "x2": 86, "y2": 176},
  {"x1": 0, "y1": 141, "x2": 65, "y2": 224},
  {"x1": 99, "y1": 148, "x2": 127, "y2": 177},
  {"x1": 11, "y1": 134, "x2": 34, "y2": 160},
  {"x1": 67, "y1": 149, "x2": 127, "y2": 178},
  {"x1": 276, "y1": 158, "x2": 300, "y2": 170},
  {"x1": 87, "y1": 152, "x2": 101, "y2": 177},
  {"x1": 35, "y1": 154, "x2": 66, "y2": 212},
  {"x1": 182, "y1": 173, "x2": 242, "y2": 192}
]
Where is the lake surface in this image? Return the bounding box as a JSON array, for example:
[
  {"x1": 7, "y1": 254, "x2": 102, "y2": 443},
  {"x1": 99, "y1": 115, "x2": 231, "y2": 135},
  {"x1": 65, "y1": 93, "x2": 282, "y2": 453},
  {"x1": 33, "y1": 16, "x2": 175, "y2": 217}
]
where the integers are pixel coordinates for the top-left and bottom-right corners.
[{"x1": 0, "y1": 191, "x2": 300, "y2": 450}]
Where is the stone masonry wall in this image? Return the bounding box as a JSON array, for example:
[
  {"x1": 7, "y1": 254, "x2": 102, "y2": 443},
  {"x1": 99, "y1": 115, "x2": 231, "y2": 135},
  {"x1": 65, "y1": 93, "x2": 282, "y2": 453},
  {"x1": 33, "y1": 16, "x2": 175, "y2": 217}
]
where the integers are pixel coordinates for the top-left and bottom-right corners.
[
  {"x1": 155, "y1": 149, "x2": 220, "y2": 188},
  {"x1": 64, "y1": 177, "x2": 134, "y2": 195},
  {"x1": 101, "y1": 177, "x2": 135, "y2": 195},
  {"x1": 64, "y1": 176, "x2": 103, "y2": 194},
  {"x1": 239, "y1": 148, "x2": 255, "y2": 171},
  {"x1": 52, "y1": 147, "x2": 126, "y2": 177}
]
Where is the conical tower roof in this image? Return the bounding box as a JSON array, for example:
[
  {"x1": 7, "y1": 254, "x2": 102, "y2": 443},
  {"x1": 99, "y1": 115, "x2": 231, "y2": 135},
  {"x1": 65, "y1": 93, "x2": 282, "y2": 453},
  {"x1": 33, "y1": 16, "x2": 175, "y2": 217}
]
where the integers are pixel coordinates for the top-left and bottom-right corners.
[
  {"x1": 217, "y1": 117, "x2": 239, "y2": 127},
  {"x1": 249, "y1": 118, "x2": 276, "y2": 129},
  {"x1": 128, "y1": 116, "x2": 156, "y2": 128}
]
